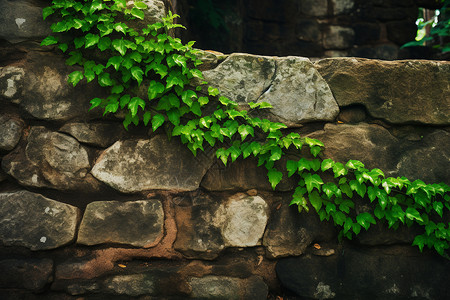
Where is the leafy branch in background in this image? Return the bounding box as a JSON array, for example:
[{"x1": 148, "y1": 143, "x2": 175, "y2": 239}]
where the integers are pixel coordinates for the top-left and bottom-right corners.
[
  {"x1": 41, "y1": 0, "x2": 450, "y2": 258},
  {"x1": 402, "y1": 0, "x2": 450, "y2": 53}
]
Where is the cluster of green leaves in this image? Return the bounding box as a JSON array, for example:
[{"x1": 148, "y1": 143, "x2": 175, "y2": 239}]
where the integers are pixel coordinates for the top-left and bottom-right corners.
[
  {"x1": 403, "y1": 1, "x2": 450, "y2": 53},
  {"x1": 42, "y1": 0, "x2": 450, "y2": 258}
]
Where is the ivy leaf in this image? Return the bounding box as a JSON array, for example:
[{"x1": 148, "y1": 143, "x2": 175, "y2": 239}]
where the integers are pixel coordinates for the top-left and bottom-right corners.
[
  {"x1": 142, "y1": 111, "x2": 151, "y2": 126},
  {"x1": 349, "y1": 180, "x2": 366, "y2": 198},
  {"x1": 67, "y1": 71, "x2": 84, "y2": 86},
  {"x1": 134, "y1": 1, "x2": 148, "y2": 9},
  {"x1": 356, "y1": 212, "x2": 376, "y2": 230},
  {"x1": 148, "y1": 81, "x2": 165, "y2": 100},
  {"x1": 352, "y1": 222, "x2": 362, "y2": 235},
  {"x1": 111, "y1": 84, "x2": 124, "y2": 94},
  {"x1": 181, "y1": 90, "x2": 197, "y2": 106},
  {"x1": 112, "y1": 38, "x2": 127, "y2": 56},
  {"x1": 190, "y1": 102, "x2": 202, "y2": 116},
  {"x1": 128, "y1": 97, "x2": 145, "y2": 117},
  {"x1": 89, "y1": 97, "x2": 102, "y2": 110},
  {"x1": 304, "y1": 173, "x2": 324, "y2": 193},
  {"x1": 84, "y1": 33, "x2": 100, "y2": 48},
  {"x1": 151, "y1": 114, "x2": 165, "y2": 132},
  {"x1": 66, "y1": 51, "x2": 82, "y2": 65},
  {"x1": 131, "y1": 66, "x2": 144, "y2": 85},
  {"x1": 308, "y1": 191, "x2": 323, "y2": 212},
  {"x1": 98, "y1": 72, "x2": 114, "y2": 86},
  {"x1": 98, "y1": 37, "x2": 111, "y2": 51},
  {"x1": 267, "y1": 169, "x2": 283, "y2": 190},
  {"x1": 433, "y1": 201, "x2": 443, "y2": 217},
  {"x1": 208, "y1": 86, "x2": 220, "y2": 96},
  {"x1": 114, "y1": 22, "x2": 128, "y2": 34},
  {"x1": 119, "y1": 94, "x2": 131, "y2": 109},
  {"x1": 42, "y1": 7, "x2": 54, "y2": 20},
  {"x1": 333, "y1": 211, "x2": 347, "y2": 226},
  {"x1": 130, "y1": 7, "x2": 145, "y2": 19},
  {"x1": 58, "y1": 43, "x2": 68, "y2": 52},
  {"x1": 346, "y1": 160, "x2": 365, "y2": 170},
  {"x1": 332, "y1": 162, "x2": 347, "y2": 177},
  {"x1": 106, "y1": 56, "x2": 123, "y2": 71},
  {"x1": 405, "y1": 207, "x2": 423, "y2": 222},
  {"x1": 344, "y1": 217, "x2": 353, "y2": 233},
  {"x1": 167, "y1": 108, "x2": 181, "y2": 126},
  {"x1": 310, "y1": 146, "x2": 322, "y2": 157},
  {"x1": 321, "y1": 159, "x2": 334, "y2": 172},
  {"x1": 41, "y1": 36, "x2": 58, "y2": 46}
]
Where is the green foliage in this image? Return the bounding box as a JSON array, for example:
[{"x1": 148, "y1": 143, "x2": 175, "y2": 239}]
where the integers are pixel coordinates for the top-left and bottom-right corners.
[
  {"x1": 43, "y1": 0, "x2": 450, "y2": 258},
  {"x1": 402, "y1": 1, "x2": 450, "y2": 53}
]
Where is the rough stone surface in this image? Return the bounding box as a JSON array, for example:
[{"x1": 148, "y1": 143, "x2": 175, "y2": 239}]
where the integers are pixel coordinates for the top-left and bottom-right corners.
[
  {"x1": 189, "y1": 275, "x2": 268, "y2": 300},
  {"x1": 91, "y1": 135, "x2": 215, "y2": 193},
  {"x1": 174, "y1": 194, "x2": 269, "y2": 259},
  {"x1": 276, "y1": 246, "x2": 450, "y2": 299},
  {"x1": 308, "y1": 123, "x2": 400, "y2": 175},
  {"x1": 0, "y1": 52, "x2": 101, "y2": 121},
  {"x1": 263, "y1": 202, "x2": 337, "y2": 258},
  {"x1": 332, "y1": 0, "x2": 354, "y2": 15},
  {"x1": 0, "y1": 191, "x2": 79, "y2": 250},
  {"x1": 203, "y1": 53, "x2": 339, "y2": 126},
  {"x1": 59, "y1": 122, "x2": 126, "y2": 148},
  {"x1": 103, "y1": 274, "x2": 156, "y2": 296},
  {"x1": 301, "y1": 0, "x2": 328, "y2": 17},
  {"x1": 215, "y1": 194, "x2": 269, "y2": 247},
  {"x1": 77, "y1": 200, "x2": 164, "y2": 247},
  {"x1": 0, "y1": 115, "x2": 24, "y2": 151},
  {"x1": 394, "y1": 130, "x2": 450, "y2": 184},
  {"x1": 0, "y1": 258, "x2": 53, "y2": 291},
  {"x1": 125, "y1": 0, "x2": 166, "y2": 32},
  {"x1": 0, "y1": 0, "x2": 52, "y2": 43},
  {"x1": 315, "y1": 58, "x2": 450, "y2": 124},
  {"x1": 2, "y1": 126, "x2": 102, "y2": 191},
  {"x1": 323, "y1": 26, "x2": 355, "y2": 49}
]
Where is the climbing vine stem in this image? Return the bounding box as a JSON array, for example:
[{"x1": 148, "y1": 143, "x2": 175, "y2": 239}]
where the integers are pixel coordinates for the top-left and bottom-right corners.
[{"x1": 41, "y1": 0, "x2": 450, "y2": 258}]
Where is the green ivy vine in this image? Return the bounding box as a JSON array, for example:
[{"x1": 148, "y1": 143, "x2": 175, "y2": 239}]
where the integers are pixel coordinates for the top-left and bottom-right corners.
[{"x1": 41, "y1": 0, "x2": 450, "y2": 258}]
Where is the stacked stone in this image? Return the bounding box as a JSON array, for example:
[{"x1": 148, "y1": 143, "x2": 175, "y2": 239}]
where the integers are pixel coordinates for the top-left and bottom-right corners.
[{"x1": 0, "y1": 0, "x2": 449, "y2": 299}]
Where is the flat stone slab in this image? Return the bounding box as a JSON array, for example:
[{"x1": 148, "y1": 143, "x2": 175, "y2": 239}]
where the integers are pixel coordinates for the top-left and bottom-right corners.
[
  {"x1": 0, "y1": 191, "x2": 79, "y2": 250},
  {"x1": 315, "y1": 57, "x2": 450, "y2": 125},
  {"x1": 91, "y1": 135, "x2": 215, "y2": 193},
  {"x1": 77, "y1": 200, "x2": 164, "y2": 247},
  {"x1": 202, "y1": 53, "x2": 339, "y2": 126}
]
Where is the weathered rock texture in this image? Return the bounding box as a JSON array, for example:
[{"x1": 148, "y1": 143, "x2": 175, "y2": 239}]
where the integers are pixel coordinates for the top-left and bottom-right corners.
[
  {"x1": 77, "y1": 200, "x2": 164, "y2": 247},
  {"x1": 0, "y1": 1, "x2": 449, "y2": 299},
  {"x1": 315, "y1": 58, "x2": 450, "y2": 125},
  {"x1": 2, "y1": 126, "x2": 102, "y2": 191},
  {"x1": 91, "y1": 135, "x2": 215, "y2": 192},
  {"x1": 203, "y1": 53, "x2": 339, "y2": 126},
  {"x1": 0, "y1": 191, "x2": 79, "y2": 250}
]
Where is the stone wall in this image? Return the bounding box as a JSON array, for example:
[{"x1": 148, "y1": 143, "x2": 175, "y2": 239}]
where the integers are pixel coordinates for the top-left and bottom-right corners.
[
  {"x1": 1, "y1": 1, "x2": 450, "y2": 299},
  {"x1": 174, "y1": 0, "x2": 443, "y2": 59}
]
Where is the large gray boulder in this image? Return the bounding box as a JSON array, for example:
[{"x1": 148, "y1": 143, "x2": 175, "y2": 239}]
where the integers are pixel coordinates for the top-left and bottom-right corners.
[
  {"x1": 315, "y1": 58, "x2": 450, "y2": 125},
  {"x1": 77, "y1": 200, "x2": 164, "y2": 247},
  {"x1": 2, "y1": 126, "x2": 102, "y2": 191},
  {"x1": 0, "y1": 191, "x2": 79, "y2": 250},
  {"x1": 203, "y1": 53, "x2": 339, "y2": 126},
  {"x1": 91, "y1": 135, "x2": 215, "y2": 193}
]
